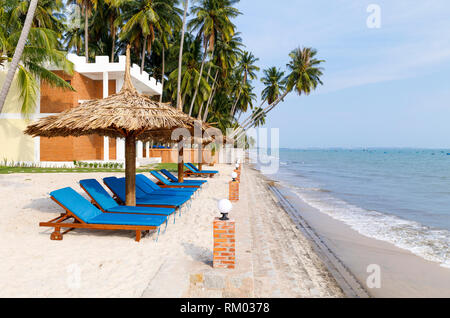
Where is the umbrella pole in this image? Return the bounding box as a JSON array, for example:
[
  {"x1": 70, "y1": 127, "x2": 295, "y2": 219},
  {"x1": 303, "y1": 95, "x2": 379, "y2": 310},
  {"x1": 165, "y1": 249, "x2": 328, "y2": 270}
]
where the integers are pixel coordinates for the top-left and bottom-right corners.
[
  {"x1": 198, "y1": 146, "x2": 203, "y2": 171},
  {"x1": 125, "y1": 135, "x2": 136, "y2": 206},
  {"x1": 178, "y1": 139, "x2": 184, "y2": 183}
]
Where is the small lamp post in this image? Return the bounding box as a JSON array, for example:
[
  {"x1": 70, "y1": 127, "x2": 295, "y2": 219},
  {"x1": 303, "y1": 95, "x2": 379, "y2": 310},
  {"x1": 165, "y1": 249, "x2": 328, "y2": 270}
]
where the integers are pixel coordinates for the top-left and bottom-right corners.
[
  {"x1": 218, "y1": 199, "x2": 232, "y2": 221},
  {"x1": 229, "y1": 171, "x2": 240, "y2": 202},
  {"x1": 213, "y1": 199, "x2": 236, "y2": 269},
  {"x1": 234, "y1": 163, "x2": 241, "y2": 182}
]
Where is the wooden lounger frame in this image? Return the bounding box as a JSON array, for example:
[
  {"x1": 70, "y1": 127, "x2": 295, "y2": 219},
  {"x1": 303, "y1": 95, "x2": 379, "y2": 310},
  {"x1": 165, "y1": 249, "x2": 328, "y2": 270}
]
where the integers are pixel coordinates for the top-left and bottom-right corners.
[
  {"x1": 184, "y1": 169, "x2": 215, "y2": 178},
  {"x1": 40, "y1": 197, "x2": 158, "y2": 242},
  {"x1": 154, "y1": 181, "x2": 200, "y2": 189}
]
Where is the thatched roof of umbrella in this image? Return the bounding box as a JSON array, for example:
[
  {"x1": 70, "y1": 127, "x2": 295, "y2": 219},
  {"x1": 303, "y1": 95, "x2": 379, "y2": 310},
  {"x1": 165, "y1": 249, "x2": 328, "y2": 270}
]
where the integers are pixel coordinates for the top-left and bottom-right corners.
[
  {"x1": 25, "y1": 45, "x2": 198, "y2": 206},
  {"x1": 25, "y1": 67, "x2": 193, "y2": 141}
]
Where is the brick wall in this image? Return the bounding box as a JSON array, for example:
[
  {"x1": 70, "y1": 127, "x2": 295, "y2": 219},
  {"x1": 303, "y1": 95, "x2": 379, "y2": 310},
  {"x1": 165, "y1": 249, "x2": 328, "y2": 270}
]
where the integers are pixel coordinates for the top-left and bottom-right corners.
[
  {"x1": 109, "y1": 138, "x2": 117, "y2": 160},
  {"x1": 213, "y1": 219, "x2": 236, "y2": 269},
  {"x1": 40, "y1": 71, "x2": 116, "y2": 161}
]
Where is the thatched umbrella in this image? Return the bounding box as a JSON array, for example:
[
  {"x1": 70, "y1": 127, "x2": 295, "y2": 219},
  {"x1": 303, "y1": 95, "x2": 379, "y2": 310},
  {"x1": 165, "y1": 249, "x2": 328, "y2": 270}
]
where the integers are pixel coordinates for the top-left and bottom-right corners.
[{"x1": 25, "y1": 45, "x2": 196, "y2": 206}]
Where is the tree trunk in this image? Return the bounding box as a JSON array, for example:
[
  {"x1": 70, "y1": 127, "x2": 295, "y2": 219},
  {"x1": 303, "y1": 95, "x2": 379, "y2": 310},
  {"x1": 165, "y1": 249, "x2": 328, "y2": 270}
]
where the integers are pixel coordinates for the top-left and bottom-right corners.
[
  {"x1": 125, "y1": 135, "x2": 137, "y2": 206},
  {"x1": 0, "y1": 0, "x2": 38, "y2": 113},
  {"x1": 231, "y1": 99, "x2": 266, "y2": 137},
  {"x1": 198, "y1": 69, "x2": 218, "y2": 119},
  {"x1": 203, "y1": 86, "x2": 217, "y2": 122},
  {"x1": 177, "y1": 0, "x2": 189, "y2": 111},
  {"x1": 85, "y1": 5, "x2": 89, "y2": 62},
  {"x1": 230, "y1": 90, "x2": 241, "y2": 116},
  {"x1": 160, "y1": 45, "x2": 165, "y2": 103},
  {"x1": 236, "y1": 91, "x2": 289, "y2": 139},
  {"x1": 188, "y1": 45, "x2": 207, "y2": 116},
  {"x1": 111, "y1": 26, "x2": 116, "y2": 62},
  {"x1": 140, "y1": 36, "x2": 147, "y2": 74}
]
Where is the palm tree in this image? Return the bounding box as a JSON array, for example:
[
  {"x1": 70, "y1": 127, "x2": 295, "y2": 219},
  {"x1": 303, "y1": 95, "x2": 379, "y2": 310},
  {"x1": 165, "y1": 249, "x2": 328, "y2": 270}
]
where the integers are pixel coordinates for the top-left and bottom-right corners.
[
  {"x1": 177, "y1": 0, "x2": 189, "y2": 111},
  {"x1": 71, "y1": 0, "x2": 98, "y2": 62},
  {"x1": 235, "y1": 47, "x2": 324, "y2": 138},
  {"x1": 119, "y1": 0, "x2": 176, "y2": 74},
  {"x1": 167, "y1": 36, "x2": 210, "y2": 111},
  {"x1": 236, "y1": 66, "x2": 284, "y2": 131},
  {"x1": 230, "y1": 51, "x2": 259, "y2": 116},
  {"x1": 261, "y1": 67, "x2": 286, "y2": 105},
  {"x1": 0, "y1": 0, "x2": 39, "y2": 113},
  {"x1": 103, "y1": 0, "x2": 122, "y2": 62},
  {"x1": 187, "y1": 0, "x2": 240, "y2": 116},
  {"x1": 198, "y1": 33, "x2": 242, "y2": 120}
]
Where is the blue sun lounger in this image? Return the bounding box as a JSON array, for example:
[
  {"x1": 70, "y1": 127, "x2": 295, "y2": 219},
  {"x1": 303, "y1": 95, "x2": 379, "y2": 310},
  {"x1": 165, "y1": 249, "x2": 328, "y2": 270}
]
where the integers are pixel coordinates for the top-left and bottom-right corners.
[
  {"x1": 160, "y1": 169, "x2": 207, "y2": 186},
  {"x1": 150, "y1": 171, "x2": 201, "y2": 188},
  {"x1": 187, "y1": 163, "x2": 219, "y2": 174},
  {"x1": 103, "y1": 177, "x2": 190, "y2": 209},
  {"x1": 184, "y1": 163, "x2": 218, "y2": 178},
  {"x1": 79, "y1": 179, "x2": 177, "y2": 219},
  {"x1": 135, "y1": 174, "x2": 197, "y2": 197},
  {"x1": 40, "y1": 187, "x2": 168, "y2": 242}
]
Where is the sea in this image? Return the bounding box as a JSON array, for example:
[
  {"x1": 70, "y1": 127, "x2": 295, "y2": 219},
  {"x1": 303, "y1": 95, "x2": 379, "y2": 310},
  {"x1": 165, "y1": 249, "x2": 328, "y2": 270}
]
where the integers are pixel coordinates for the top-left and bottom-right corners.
[{"x1": 250, "y1": 148, "x2": 450, "y2": 269}]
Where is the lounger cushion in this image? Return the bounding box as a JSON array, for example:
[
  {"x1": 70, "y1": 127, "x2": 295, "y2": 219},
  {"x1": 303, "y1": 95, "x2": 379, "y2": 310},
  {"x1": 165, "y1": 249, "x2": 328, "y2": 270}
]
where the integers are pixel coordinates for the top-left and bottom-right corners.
[
  {"x1": 80, "y1": 179, "x2": 119, "y2": 210},
  {"x1": 104, "y1": 205, "x2": 175, "y2": 216},
  {"x1": 137, "y1": 174, "x2": 196, "y2": 195},
  {"x1": 103, "y1": 177, "x2": 189, "y2": 206},
  {"x1": 89, "y1": 212, "x2": 167, "y2": 227},
  {"x1": 51, "y1": 187, "x2": 102, "y2": 223},
  {"x1": 50, "y1": 187, "x2": 167, "y2": 227},
  {"x1": 185, "y1": 163, "x2": 218, "y2": 174},
  {"x1": 80, "y1": 179, "x2": 176, "y2": 216}
]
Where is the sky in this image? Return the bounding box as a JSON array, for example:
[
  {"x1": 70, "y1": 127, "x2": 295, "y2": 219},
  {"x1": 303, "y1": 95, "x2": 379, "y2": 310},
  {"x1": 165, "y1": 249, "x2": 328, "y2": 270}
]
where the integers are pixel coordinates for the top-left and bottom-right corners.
[{"x1": 234, "y1": 0, "x2": 450, "y2": 148}]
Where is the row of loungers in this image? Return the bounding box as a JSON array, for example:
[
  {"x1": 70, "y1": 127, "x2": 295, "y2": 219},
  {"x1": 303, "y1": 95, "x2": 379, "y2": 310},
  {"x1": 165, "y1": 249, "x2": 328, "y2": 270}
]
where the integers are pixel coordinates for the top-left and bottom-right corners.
[
  {"x1": 183, "y1": 163, "x2": 219, "y2": 178},
  {"x1": 40, "y1": 172, "x2": 209, "y2": 242}
]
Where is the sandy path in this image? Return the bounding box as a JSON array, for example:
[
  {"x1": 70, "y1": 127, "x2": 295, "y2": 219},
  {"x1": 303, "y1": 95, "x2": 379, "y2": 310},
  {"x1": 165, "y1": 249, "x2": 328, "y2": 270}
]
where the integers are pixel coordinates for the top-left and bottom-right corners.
[{"x1": 243, "y1": 168, "x2": 344, "y2": 298}]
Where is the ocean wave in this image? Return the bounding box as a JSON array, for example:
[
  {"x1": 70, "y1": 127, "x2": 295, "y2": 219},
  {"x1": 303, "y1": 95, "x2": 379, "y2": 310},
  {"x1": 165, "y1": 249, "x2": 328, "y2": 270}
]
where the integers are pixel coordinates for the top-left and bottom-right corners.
[
  {"x1": 278, "y1": 181, "x2": 331, "y2": 194},
  {"x1": 292, "y1": 189, "x2": 450, "y2": 269}
]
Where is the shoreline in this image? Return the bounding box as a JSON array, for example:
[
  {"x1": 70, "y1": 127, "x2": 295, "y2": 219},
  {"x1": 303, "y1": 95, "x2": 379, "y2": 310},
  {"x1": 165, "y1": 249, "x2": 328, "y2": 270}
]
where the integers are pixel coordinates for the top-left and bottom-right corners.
[{"x1": 259, "y1": 169, "x2": 450, "y2": 298}]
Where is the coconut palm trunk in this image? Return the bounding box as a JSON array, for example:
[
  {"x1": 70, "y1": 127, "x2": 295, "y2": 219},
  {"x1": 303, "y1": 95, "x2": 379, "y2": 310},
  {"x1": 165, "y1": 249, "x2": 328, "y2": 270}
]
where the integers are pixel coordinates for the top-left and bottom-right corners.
[
  {"x1": 140, "y1": 37, "x2": 147, "y2": 74},
  {"x1": 230, "y1": 89, "x2": 241, "y2": 116},
  {"x1": 177, "y1": 0, "x2": 189, "y2": 111},
  {"x1": 233, "y1": 99, "x2": 266, "y2": 135},
  {"x1": 160, "y1": 45, "x2": 165, "y2": 103},
  {"x1": 235, "y1": 91, "x2": 289, "y2": 140},
  {"x1": 197, "y1": 69, "x2": 219, "y2": 120},
  {"x1": 188, "y1": 45, "x2": 208, "y2": 116},
  {"x1": 111, "y1": 23, "x2": 116, "y2": 62},
  {"x1": 84, "y1": 5, "x2": 89, "y2": 62},
  {"x1": 0, "y1": 0, "x2": 38, "y2": 113},
  {"x1": 203, "y1": 85, "x2": 217, "y2": 121}
]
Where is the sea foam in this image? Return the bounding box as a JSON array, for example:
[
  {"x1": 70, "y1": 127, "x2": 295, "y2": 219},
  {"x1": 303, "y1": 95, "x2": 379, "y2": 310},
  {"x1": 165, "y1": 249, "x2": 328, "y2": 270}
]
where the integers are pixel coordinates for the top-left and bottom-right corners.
[{"x1": 288, "y1": 184, "x2": 450, "y2": 269}]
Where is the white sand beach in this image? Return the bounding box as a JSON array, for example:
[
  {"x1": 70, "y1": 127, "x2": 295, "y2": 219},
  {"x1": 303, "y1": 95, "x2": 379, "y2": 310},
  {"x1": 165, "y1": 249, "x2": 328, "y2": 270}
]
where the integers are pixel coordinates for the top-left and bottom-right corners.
[{"x1": 0, "y1": 165, "x2": 344, "y2": 298}]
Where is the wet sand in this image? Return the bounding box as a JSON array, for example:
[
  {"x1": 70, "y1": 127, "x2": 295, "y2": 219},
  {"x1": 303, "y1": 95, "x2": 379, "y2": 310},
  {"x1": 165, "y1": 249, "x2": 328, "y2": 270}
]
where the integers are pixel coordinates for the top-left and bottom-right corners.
[{"x1": 275, "y1": 184, "x2": 450, "y2": 298}]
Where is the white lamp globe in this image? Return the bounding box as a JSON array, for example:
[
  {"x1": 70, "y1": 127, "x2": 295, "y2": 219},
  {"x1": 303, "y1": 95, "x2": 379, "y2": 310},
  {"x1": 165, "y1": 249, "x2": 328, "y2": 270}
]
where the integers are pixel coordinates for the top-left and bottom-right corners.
[
  {"x1": 218, "y1": 199, "x2": 233, "y2": 214},
  {"x1": 235, "y1": 163, "x2": 240, "y2": 169},
  {"x1": 231, "y1": 172, "x2": 238, "y2": 179},
  {"x1": 237, "y1": 159, "x2": 241, "y2": 164}
]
